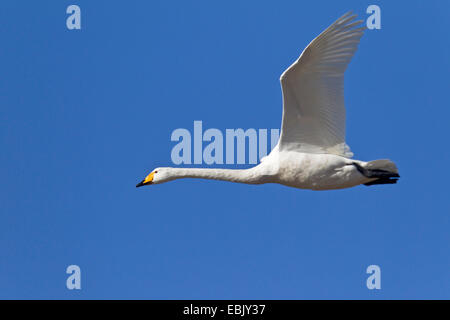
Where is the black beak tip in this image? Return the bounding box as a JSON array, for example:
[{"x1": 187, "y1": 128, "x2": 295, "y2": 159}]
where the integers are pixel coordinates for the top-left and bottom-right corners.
[{"x1": 136, "y1": 180, "x2": 145, "y2": 188}]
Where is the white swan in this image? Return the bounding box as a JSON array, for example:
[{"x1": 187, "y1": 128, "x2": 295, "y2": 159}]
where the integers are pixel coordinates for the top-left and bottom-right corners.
[{"x1": 137, "y1": 12, "x2": 399, "y2": 191}]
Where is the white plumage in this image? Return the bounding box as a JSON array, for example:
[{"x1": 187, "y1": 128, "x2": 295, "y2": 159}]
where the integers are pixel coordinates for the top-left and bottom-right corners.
[
  {"x1": 279, "y1": 11, "x2": 363, "y2": 158},
  {"x1": 137, "y1": 12, "x2": 399, "y2": 190}
]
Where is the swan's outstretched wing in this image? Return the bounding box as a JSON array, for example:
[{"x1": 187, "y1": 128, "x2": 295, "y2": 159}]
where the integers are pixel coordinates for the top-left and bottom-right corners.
[{"x1": 278, "y1": 12, "x2": 365, "y2": 158}]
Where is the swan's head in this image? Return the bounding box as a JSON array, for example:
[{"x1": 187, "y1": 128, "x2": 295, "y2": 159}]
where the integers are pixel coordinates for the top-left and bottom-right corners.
[{"x1": 136, "y1": 167, "x2": 173, "y2": 187}]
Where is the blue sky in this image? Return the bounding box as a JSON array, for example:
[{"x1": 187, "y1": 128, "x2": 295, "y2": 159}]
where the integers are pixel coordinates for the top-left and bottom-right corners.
[{"x1": 1, "y1": 0, "x2": 449, "y2": 299}]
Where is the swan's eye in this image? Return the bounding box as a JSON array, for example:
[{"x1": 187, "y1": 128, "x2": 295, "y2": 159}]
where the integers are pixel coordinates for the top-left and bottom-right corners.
[{"x1": 155, "y1": 170, "x2": 158, "y2": 173}]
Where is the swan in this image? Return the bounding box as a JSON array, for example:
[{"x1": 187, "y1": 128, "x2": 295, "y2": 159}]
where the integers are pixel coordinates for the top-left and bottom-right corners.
[{"x1": 137, "y1": 12, "x2": 399, "y2": 191}]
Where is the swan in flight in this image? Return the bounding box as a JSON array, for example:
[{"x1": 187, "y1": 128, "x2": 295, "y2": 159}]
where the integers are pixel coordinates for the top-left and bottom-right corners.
[{"x1": 137, "y1": 12, "x2": 399, "y2": 191}]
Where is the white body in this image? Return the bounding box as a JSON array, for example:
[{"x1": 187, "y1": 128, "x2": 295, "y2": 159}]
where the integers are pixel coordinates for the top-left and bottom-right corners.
[
  {"x1": 149, "y1": 149, "x2": 374, "y2": 191},
  {"x1": 257, "y1": 149, "x2": 370, "y2": 190}
]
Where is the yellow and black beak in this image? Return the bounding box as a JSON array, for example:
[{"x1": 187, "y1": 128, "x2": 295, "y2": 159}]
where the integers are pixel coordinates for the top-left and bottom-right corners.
[{"x1": 136, "y1": 172, "x2": 154, "y2": 188}]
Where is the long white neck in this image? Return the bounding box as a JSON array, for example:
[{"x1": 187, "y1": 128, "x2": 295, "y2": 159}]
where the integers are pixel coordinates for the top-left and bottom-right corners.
[{"x1": 166, "y1": 166, "x2": 269, "y2": 185}]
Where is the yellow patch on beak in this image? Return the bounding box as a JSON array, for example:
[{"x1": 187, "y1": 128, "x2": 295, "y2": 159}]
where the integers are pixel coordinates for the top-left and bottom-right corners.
[
  {"x1": 136, "y1": 171, "x2": 155, "y2": 188},
  {"x1": 143, "y1": 172, "x2": 154, "y2": 184}
]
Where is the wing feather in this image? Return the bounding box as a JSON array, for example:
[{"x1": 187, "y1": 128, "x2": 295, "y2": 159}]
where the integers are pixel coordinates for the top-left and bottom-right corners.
[{"x1": 278, "y1": 12, "x2": 365, "y2": 158}]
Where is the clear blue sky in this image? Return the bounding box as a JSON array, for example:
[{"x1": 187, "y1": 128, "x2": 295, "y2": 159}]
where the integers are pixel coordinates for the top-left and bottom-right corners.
[{"x1": 1, "y1": 0, "x2": 449, "y2": 299}]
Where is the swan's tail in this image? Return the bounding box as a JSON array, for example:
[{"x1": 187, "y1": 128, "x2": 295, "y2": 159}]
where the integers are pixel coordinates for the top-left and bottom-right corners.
[{"x1": 353, "y1": 160, "x2": 400, "y2": 186}]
